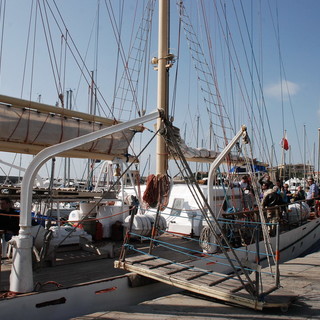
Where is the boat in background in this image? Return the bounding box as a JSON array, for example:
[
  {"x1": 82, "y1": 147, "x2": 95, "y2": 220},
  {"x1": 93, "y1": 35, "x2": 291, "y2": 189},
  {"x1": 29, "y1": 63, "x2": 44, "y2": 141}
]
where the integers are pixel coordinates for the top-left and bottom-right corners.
[{"x1": 285, "y1": 177, "x2": 305, "y2": 193}]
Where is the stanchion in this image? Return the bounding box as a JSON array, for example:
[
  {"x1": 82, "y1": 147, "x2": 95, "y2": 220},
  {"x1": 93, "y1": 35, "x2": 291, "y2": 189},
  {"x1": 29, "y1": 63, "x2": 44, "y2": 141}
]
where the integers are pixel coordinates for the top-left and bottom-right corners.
[{"x1": 0, "y1": 230, "x2": 4, "y2": 290}]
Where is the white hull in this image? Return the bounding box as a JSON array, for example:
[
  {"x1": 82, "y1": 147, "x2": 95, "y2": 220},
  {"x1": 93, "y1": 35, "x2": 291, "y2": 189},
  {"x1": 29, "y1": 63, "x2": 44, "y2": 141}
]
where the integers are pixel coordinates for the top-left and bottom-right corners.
[
  {"x1": 192, "y1": 217, "x2": 320, "y2": 273},
  {"x1": 0, "y1": 273, "x2": 178, "y2": 320}
]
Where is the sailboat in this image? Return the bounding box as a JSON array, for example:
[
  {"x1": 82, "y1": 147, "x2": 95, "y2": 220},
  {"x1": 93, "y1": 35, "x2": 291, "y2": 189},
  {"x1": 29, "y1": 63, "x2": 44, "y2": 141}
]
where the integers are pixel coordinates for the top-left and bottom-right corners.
[{"x1": 0, "y1": 0, "x2": 319, "y2": 318}]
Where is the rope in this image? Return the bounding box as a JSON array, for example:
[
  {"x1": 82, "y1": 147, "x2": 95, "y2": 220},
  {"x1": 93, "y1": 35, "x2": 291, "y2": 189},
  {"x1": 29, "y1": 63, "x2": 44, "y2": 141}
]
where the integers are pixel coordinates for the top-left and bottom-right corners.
[
  {"x1": 34, "y1": 280, "x2": 63, "y2": 291},
  {"x1": 142, "y1": 174, "x2": 170, "y2": 211}
]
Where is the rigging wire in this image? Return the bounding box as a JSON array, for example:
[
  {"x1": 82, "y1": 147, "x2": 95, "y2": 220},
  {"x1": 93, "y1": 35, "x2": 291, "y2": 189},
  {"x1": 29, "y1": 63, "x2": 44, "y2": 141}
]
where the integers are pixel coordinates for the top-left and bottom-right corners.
[
  {"x1": 28, "y1": 1, "x2": 39, "y2": 102},
  {"x1": 200, "y1": 0, "x2": 233, "y2": 146},
  {"x1": 266, "y1": 0, "x2": 303, "y2": 163},
  {"x1": 0, "y1": 0, "x2": 6, "y2": 83},
  {"x1": 104, "y1": 0, "x2": 143, "y2": 119},
  {"x1": 236, "y1": 0, "x2": 277, "y2": 165},
  {"x1": 163, "y1": 120, "x2": 257, "y2": 296},
  {"x1": 222, "y1": 3, "x2": 236, "y2": 133},
  {"x1": 275, "y1": 4, "x2": 285, "y2": 139},
  {"x1": 60, "y1": 29, "x2": 68, "y2": 102},
  {"x1": 210, "y1": 0, "x2": 273, "y2": 166},
  {"x1": 103, "y1": 0, "x2": 156, "y2": 121},
  {"x1": 111, "y1": 0, "x2": 125, "y2": 117},
  {"x1": 38, "y1": 0, "x2": 64, "y2": 103},
  {"x1": 177, "y1": 1, "x2": 234, "y2": 147},
  {"x1": 169, "y1": 2, "x2": 182, "y2": 119},
  {"x1": 94, "y1": 0, "x2": 100, "y2": 99},
  {"x1": 49, "y1": 0, "x2": 115, "y2": 118},
  {"x1": 20, "y1": 0, "x2": 35, "y2": 98},
  {"x1": 71, "y1": 3, "x2": 98, "y2": 110}
]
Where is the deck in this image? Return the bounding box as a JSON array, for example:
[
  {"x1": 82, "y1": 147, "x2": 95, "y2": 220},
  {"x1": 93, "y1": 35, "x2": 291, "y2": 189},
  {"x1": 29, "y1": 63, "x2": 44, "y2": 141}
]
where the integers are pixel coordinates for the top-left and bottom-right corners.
[
  {"x1": 1, "y1": 232, "x2": 295, "y2": 310},
  {"x1": 0, "y1": 234, "x2": 199, "y2": 292}
]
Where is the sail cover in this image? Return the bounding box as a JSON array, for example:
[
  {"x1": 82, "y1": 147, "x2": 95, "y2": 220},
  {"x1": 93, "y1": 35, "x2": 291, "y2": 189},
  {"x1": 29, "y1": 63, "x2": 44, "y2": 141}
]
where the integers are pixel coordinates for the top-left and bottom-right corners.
[
  {"x1": 0, "y1": 95, "x2": 139, "y2": 161},
  {"x1": 168, "y1": 126, "x2": 246, "y2": 164}
]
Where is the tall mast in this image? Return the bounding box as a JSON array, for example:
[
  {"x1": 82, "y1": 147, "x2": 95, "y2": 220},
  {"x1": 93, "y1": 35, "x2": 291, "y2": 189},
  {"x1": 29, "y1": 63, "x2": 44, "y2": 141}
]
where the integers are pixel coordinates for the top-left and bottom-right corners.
[
  {"x1": 156, "y1": 0, "x2": 169, "y2": 175},
  {"x1": 318, "y1": 128, "x2": 320, "y2": 183},
  {"x1": 303, "y1": 124, "x2": 306, "y2": 183}
]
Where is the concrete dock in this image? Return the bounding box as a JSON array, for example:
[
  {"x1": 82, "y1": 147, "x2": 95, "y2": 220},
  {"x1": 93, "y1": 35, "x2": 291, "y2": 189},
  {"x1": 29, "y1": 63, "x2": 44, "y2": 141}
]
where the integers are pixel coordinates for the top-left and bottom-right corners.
[{"x1": 71, "y1": 249, "x2": 320, "y2": 319}]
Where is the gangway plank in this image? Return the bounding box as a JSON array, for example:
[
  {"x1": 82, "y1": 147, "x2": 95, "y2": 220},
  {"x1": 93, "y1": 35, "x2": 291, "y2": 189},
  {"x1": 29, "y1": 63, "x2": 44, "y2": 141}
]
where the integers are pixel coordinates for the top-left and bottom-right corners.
[{"x1": 115, "y1": 254, "x2": 295, "y2": 311}]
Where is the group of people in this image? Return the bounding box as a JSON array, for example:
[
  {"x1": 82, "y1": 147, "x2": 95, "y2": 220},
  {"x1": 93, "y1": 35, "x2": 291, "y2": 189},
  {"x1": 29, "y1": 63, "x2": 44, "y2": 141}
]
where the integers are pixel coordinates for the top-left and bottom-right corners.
[
  {"x1": 237, "y1": 173, "x2": 319, "y2": 234},
  {"x1": 239, "y1": 173, "x2": 319, "y2": 209}
]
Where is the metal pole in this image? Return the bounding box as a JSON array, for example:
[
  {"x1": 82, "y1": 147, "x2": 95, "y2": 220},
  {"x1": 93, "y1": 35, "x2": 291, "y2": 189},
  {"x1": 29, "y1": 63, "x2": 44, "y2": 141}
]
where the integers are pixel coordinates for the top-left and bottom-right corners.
[
  {"x1": 156, "y1": 0, "x2": 169, "y2": 175},
  {"x1": 275, "y1": 223, "x2": 280, "y2": 287},
  {"x1": 255, "y1": 226, "x2": 260, "y2": 296},
  {"x1": 318, "y1": 128, "x2": 320, "y2": 183},
  {"x1": 304, "y1": 125, "x2": 306, "y2": 185}
]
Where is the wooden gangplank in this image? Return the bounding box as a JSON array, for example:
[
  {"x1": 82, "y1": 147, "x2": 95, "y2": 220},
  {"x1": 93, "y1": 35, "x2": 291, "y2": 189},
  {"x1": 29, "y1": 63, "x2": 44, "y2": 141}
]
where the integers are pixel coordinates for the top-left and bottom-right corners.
[{"x1": 115, "y1": 254, "x2": 295, "y2": 311}]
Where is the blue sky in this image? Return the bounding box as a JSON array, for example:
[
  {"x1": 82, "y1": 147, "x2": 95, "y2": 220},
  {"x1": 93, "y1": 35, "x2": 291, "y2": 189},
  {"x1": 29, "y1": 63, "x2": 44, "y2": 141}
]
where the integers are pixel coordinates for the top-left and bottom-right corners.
[{"x1": 0, "y1": 0, "x2": 320, "y2": 179}]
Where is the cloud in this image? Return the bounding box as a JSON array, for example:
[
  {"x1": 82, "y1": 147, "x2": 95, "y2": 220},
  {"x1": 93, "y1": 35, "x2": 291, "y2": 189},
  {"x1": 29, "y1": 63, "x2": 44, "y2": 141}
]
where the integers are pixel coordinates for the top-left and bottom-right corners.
[{"x1": 264, "y1": 80, "x2": 300, "y2": 99}]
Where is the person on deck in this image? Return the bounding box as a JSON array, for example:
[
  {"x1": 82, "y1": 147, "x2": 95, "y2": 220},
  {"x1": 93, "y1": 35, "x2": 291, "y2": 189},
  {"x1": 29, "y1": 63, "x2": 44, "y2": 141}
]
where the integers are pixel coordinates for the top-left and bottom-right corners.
[
  {"x1": 293, "y1": 185, "x2": 306, "y2": 202},
  {"x1": 281, "y1": 183, "x2": 292, "y2": 204},
  {"x1": 259, "y1": 182, "x2": 268, "y2": 200},
  {"x1": 275, "y1": 179, "x2": 283, "y2": 191},
  {"x1": 0, "y1": 197, "x2": 20, "y2": 242},
  {"x1": 261, "y1": 186, "x2": 284, "y2": 236},
  {"x1": 239, "y1": 175, "x2": 254, "y2": 210},
  {"x1": 258, "y1": 173, "x2": 274, "y2": 190},
  {"x1": 306, "y1": 177, "x2": 319, "y2": 209}
]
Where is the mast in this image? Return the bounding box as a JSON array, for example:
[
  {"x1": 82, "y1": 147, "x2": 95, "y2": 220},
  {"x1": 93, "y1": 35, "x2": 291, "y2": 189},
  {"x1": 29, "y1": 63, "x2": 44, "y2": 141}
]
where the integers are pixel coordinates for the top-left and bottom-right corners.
[
  {"x1": 156, "y1": 0, "x2": 169, "y2": 175},
  {"x1": 288, "y1": 146, "x2": 291, "y2": 178},
  {"x1": 303, "y1": 124, "x2": 306, "y2": 184},
  {"x1": 64, "y1": 89, "x2": 72, "y2": 187},
  {"x1": 88, "y1": 71, "x2": 96, "y2": 188},
  {"x1": 318, "y1": 128, "x2": 320, "y2": 183}
]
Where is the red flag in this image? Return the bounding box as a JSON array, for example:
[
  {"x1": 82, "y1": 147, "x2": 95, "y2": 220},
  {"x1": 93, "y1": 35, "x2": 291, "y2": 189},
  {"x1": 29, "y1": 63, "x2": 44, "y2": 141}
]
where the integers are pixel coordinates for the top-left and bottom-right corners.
[{"x1": 281, "y1": 137, "x2": 289, "y2": 151}]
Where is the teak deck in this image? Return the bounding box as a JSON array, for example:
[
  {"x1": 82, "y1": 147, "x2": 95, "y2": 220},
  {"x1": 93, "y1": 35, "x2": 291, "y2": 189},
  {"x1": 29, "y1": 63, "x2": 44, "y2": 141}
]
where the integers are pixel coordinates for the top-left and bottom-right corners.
[{"x1": 115, "y1": 254, "x2": 295, "y2": 311}]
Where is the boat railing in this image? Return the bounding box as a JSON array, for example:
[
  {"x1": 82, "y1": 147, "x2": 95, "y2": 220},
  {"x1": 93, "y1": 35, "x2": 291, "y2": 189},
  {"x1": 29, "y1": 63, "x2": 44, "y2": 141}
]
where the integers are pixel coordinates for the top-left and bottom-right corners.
[{"x1": 222, "y1": 198, "x2": 314, "y2": 227}]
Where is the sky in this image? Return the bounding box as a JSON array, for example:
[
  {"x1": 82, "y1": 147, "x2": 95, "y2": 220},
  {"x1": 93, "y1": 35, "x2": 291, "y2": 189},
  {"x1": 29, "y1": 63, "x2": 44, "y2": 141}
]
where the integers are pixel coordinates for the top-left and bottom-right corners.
[{"x1": 0, "y1": 0, "x2": 320, "y2": 180}]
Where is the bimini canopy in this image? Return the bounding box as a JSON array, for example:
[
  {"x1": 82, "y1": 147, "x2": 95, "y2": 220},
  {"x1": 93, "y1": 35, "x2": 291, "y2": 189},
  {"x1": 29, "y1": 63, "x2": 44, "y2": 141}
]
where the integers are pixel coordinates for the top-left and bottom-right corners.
[{"x1": 0, "y1": 95, "x2": 142, "y2": 161}]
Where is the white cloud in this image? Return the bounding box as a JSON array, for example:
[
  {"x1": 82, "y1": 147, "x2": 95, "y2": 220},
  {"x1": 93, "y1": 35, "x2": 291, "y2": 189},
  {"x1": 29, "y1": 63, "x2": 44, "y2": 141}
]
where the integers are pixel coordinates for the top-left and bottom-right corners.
[{"x1": 264, "y1": 80, "x2": 300, "y2": 99}]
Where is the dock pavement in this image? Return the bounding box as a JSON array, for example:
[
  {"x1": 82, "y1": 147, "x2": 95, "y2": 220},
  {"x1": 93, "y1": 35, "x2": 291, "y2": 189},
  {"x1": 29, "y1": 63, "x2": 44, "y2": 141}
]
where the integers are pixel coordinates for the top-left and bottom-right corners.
[{"x1": 71, "y1": 249, "x2": 320, "y2": 320}]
